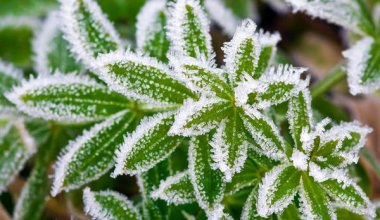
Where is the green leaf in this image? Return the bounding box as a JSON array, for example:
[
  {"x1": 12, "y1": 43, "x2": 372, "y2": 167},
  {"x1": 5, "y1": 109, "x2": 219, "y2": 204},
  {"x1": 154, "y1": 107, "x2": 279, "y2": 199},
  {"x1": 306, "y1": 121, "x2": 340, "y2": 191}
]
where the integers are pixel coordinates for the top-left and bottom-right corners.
[
  {"x1": 211, "y1": 111, "x2": 249, "y2": 181},
  {"x1": 240, "y1": 108, "x2": 287, "y2": 161},
  {"x1": 189, "y1": 135, "x2": 226, "y2": 217},
  {"x1": 278, "y1": 202, "x2": 302, "y2": 220},
  {"x1": 223, "y1": 19, "x2": 280, "y2": 86},
  {"x1": 83, "y1": 188, "x2": 141, "y2": 220},
  {"x1": 320, "y1": 177, "x2": 374, "y2": 217},
  {"x1": 288, "y1": 90, "x2": 312, "y2": 152},
  {"x1": 172, "y1": 57, "x2": 233, "y2": 100},
  {"x1": 152, "y1": 171, "x2": 196, "y2": 205},
  {"x1": 168, "y1": 0, "x2": 212, "y2": 59},
  {"x1": 299, "y1": 173, "x2": 335, "y2": 220},
  {"x1": 170, "y1": 96, "x2": 232, "y2": 136},
  {"x1": 113, "y1": 112, "x2": 182, "y2": 176},
  {"x1": 343, "y1": 37, "x2": 380, "y2": 95},
  {"x1": 0, "y1": 60, "x2": 22, "y2": 107},
  {"x1": 136, "y1": 1, "x2": 170, "y2": 62},
  {"x1": 51, "y1": 111, "x2": 136, "y2": 196},
  {"x1": 60, "y1": 0, "x2": 123, "y2": 66},
  {"x1": 257, "y1": 164, "x2": 300, "y2": 217},
  {"x1": 96, "y1": 51, "x2": 194, "y2": 105},
  {"x1": 241, "y1": 187, "x2": 269, "y2": 220},
  {"x1": 0, "y1": 121, "x2": 35, "y2": 192},
  {"x1": 286, "y1": 0, "x2": 375, "y2": 36},
  {"x1": 6, "y1": 74, "x2": 131, "y2": 123},
  {"x1": 33, "y1": 12, "x2": 83, "y2": 74}
]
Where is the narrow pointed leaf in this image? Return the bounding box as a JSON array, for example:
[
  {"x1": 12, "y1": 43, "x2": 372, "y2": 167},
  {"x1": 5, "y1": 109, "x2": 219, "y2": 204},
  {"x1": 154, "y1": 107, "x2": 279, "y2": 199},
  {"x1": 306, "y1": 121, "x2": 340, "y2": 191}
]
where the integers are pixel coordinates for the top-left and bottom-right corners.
[
  {"x1": 286, "y1": 0, "x2": 375, "y2": 36},
  {"x1": 211, "y1": 113, "x2": 249, "y2": 181},
  {"x1": 51, "y1": 111, "x2": 136, "y2": 196},
  {"x1": 96, "y1": 51, "x2": 194, "y2": 105},
  {"x1": 113, "y1": 112, "x2": 182, "y2": 176},
  {"x1": 343, "y1": 37, "x2": 380, "y2": 95},
  {"x1": 288, "y1": 90, "x2": 312, "y2": 152},
  {"x1": 152, "y1": 171, "x2": 196, "y2": 205},
  {"x1": 168, "y1": 0, "x2": 212, "y2": 59},
  {"x1": 257, "y1": 164, "x2": 300, "y2": 217},
  {"x1": 60, "y1": 0, "x2": 123, "y2": 66},
  {"x1": 0, "y1": 60, "x2": 22, "y2": 106},
  {"x1": 0, "y1": 122, "x2": 35, "y2": 192},
  {"x1": 189, "y1": 135, "x2": 226, "y2": 216},
  {"x1": 278, "y1": 202, "x2": 302, "y2": 220},
  {"x1": 254, "y1": 31, "x2": 281, "y2": 77},
  {"x1": 170, "y1": 96, "x2": 232, "y2": 136},
  {"x1": 33, "y1": 11, "x2": 82, "y2": 74},
  {"x1": 320, "y1": 177, "x2": 374, "y2": 217},
  {"x1": 299, "y1": 174, "x2": 335, "y2": 220},
  {"x1": 6, "y1": 74, "x2": 131, "y2": 123},
  {"x1": 136, "y1": 0, "x2": 170, "y2": 62},
  {"x1": 240, "y1": 108, "x2": 287, "y2": 160},
  {"x1": 83, "y1": 188, "x2": 141, "y2": 220},
  {"x1": 171, "y1": 57, "x2": 233, "y2": 100},
  {"x1": 223, "y1": 19, "x2": 257, "y2": 85}
]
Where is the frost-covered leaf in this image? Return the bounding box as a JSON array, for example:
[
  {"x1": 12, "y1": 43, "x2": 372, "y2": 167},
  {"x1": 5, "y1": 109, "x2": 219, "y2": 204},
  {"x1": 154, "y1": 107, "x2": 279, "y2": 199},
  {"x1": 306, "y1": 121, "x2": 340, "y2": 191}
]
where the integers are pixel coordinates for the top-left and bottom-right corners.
[
  {"x1": 0, "y1": 60, "x2": 22, "y2": 107},
  {"x1": 151, "y1": 171, "x2": 196, "y2": 205},
  {"x1": 113, "y1": 112, "x2": 182, "y2": 176},
  {"x1": 14, "y1": 154, "x2": 50, "y2": 220},
  {"x1": 189, "y1": 135, "x2": 226, "y2": 218},
  {"x1": 223, "y1": 19, "x2": 280, "y2": 86},
  {"x1": 257, "y1": 164, "x2": 300, "y2": 217},
  {"x1": 170, "y1": 96, "x2": 231, "y2": 136},
  {"x1": 51, "y1": 111, "x2": 136, "y2": 196},
  {"x1": 286, "y1": 0, "x2": 375, "y2": 36},
  {"x1": 342, "y1": 37, "x2": 380, "y2": 95},
  {"x1": 241, "y1": 187, "x2": 268, "y2": 220},
  {"x1": 83, "y1": 188, "x2": 141, "y2": 220},
  {"x1": 6, "y1": 74, "x2": 131, "y2": 123},
  {"x1": 167, "y1": 0, "x2": 212, "y2": 59},
  {"x1": 299, "y1": 174, "x2": 335, "y2": 220},
  {"x1": 171, "y1": 56, "x2": 233, "y2": 100},
  {"x1": 288, "y1": 90, "x2": 312, "y2": 152},
  {"x1": 0, "y1": 121, "x2": 35, "y2": 192},
  {"x1": 95, "y1": 51, "x2": 194, "y2": 105},
  {"x1": 60, "y1": 0, "x2": 123, "y2": 66},
  {"x1": 240, "y1": 108, "x2": 287, "y2": 160},
  {"x1": 204, "y1": 0, "x2": 240, "y2": 36},
  {"x1": 234, "y1": 65, "x2": 307, "y2": 109},
  {"x1": 136, "y1": 0, "x2": 170, "y2": 62},
  {"x1": 320, "y1": 177, "x2": 374, "y2": 217},
  {"x1": 210, "y1": 113, "x2": 249, "y2": 181},
  {"x1": 33, "y1": 11, "x2": 82, "y2": 75},
  {"x1": 317, "y1": 121, "x2": 372, "y2": 167}
]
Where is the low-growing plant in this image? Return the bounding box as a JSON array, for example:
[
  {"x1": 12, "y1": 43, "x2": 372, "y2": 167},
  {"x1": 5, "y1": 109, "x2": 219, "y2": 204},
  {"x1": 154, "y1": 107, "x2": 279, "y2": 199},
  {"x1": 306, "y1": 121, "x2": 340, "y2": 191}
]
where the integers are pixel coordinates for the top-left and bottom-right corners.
[{"x1": 1, "y1": 0, "x2": 380, "y2": 220}]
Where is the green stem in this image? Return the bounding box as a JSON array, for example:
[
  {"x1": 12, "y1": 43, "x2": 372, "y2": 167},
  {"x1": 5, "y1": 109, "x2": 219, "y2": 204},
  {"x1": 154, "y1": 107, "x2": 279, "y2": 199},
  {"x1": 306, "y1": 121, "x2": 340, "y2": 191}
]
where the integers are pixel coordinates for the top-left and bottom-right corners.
[
  {"x1": 310, "y1": 64, "x2": 347, "y2": 99},
  {"x1": 361, "y1": 148, "x2": 380, "y2": 180}
]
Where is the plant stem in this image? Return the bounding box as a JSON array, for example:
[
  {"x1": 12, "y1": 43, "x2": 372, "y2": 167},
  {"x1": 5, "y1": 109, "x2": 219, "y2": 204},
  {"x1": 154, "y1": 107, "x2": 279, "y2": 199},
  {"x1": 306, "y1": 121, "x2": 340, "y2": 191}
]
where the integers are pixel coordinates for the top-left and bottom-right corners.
[
  {"x1": 361, "y1": 148, "x2": 380, "y2": 180},
  {"x1": 310, "y1": 64, "x2": 347, "y2": 99}
]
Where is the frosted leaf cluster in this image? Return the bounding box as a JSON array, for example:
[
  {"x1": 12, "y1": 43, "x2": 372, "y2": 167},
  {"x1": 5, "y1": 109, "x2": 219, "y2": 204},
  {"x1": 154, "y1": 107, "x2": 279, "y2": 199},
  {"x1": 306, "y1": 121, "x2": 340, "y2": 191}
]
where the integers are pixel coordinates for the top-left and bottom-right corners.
[{"x1": 0, "y1": 0, "x2": 377, "y2": 219}]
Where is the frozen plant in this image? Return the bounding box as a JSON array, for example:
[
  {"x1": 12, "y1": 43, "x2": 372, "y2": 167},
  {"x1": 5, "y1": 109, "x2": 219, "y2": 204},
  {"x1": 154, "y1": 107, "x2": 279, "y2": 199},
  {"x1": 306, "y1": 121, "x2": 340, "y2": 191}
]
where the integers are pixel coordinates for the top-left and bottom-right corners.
[
  {"x1": 285, "y1": 0, "x2": 380, "y2": 95},
  {"x1": 0, "y1": 0, "x2": 378, "y2": 219}
]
